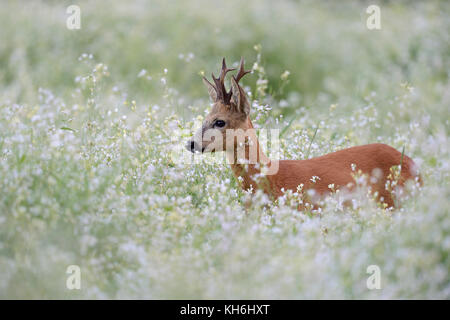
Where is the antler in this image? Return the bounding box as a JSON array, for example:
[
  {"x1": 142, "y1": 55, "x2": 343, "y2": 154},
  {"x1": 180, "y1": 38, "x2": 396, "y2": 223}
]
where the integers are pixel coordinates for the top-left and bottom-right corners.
[
  {"x1": 211, "y1": 58, "x2": 235, "y2": 103},
  {"x1": 204, "y1": 57, "x2": 251, "y2": 104},
  {"x1": 233, "y1": 57, "x2": 251, "y2": 84}
]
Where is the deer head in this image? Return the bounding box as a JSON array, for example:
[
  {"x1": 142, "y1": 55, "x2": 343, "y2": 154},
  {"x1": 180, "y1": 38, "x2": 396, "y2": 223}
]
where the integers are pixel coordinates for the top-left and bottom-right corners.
[{"x1": 186, "y1": 57, "x2": 252, "y2": 154}]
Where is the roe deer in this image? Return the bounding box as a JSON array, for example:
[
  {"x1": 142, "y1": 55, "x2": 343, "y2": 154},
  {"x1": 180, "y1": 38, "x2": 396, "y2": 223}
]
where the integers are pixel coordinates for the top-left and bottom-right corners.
[{"x1": 186, "y1": 58, "x2": 421, "y2": 209}]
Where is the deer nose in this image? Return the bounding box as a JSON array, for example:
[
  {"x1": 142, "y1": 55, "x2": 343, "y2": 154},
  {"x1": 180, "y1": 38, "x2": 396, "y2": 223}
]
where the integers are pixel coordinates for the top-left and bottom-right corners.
[
  {"x1": 186, "y1": 140, "x2": 206, "y2": 153},
  {"x1": 186, "y1": 140, "x2": 199, "y2": 153}
]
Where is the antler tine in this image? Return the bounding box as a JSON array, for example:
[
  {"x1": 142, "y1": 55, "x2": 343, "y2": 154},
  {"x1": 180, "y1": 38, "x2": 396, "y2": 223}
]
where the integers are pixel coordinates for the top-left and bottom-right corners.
[
  {"x1": 211, "y1": 58, "x2": 235, "y2": 102},
  {"x1": 211, "y1": 72, "x2": 224, "y2": 101},
  {"x1": 233, "y1": 57, "x2": 251, "y2": 83},
  {"x1": 219, "y1": 57, "x2": 236, "y2": 82}
]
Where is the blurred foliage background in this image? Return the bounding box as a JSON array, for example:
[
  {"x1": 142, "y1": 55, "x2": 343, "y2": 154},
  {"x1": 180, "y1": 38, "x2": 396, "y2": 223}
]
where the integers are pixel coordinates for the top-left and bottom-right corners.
[{"x1": 1, "y1": 0, "x2": 449, "y2": 120}]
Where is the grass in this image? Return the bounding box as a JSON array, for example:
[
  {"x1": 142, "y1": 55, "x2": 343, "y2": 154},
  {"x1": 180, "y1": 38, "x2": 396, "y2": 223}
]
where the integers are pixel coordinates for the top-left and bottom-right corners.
[{"x1": 0, "y1": 0, "x2": 449, "y2": 299}]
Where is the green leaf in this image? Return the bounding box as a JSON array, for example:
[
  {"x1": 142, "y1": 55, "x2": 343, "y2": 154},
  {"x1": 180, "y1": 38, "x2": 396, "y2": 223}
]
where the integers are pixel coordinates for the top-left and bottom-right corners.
[{"x1": 60, "y1": 127, "x2": 76, "y2": 132}]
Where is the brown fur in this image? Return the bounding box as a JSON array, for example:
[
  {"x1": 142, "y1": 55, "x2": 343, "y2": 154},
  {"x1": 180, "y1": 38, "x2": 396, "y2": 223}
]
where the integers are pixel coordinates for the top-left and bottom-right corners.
[{"x1": 230, "y1": 126, "x2": 421, "y2": 208}]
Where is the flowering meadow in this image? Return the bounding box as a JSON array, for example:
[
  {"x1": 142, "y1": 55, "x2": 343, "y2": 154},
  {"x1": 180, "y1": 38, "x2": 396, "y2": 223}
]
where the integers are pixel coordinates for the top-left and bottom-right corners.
[{"x1": 0, "y1": 0, "x2": 449, "y2": 299}]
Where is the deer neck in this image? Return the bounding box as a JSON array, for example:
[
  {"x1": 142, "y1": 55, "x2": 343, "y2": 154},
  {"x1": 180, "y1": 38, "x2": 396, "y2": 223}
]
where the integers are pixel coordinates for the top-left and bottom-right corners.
[{"x1": 226, "y1": 118, "x2": 271, "y2": 193}]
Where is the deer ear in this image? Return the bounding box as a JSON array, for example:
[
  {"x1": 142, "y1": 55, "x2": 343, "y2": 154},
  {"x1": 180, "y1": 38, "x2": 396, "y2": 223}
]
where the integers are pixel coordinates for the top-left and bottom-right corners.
[
  {"x1": 231, "y1": 77, "x2": 250, "y2": 116},
  {"x1": 203, "y1": 77, "x2": 217, "y2": 102},
  {"x1": 230, "y1": 77, "x2": 241, "y2": 109}
]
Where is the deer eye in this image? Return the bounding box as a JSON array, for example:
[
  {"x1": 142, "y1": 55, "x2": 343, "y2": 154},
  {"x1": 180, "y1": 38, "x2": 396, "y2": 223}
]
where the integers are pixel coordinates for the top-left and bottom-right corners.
[{"x1": 214, "y1": 120, "x2": 226, "y2": 128}]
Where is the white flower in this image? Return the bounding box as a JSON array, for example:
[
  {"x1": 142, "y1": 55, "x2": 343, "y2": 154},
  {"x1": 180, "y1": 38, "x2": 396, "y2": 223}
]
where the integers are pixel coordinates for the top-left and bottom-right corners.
[{"x1": 137, "y1": 69, "x2": 147, "y2": 77}]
